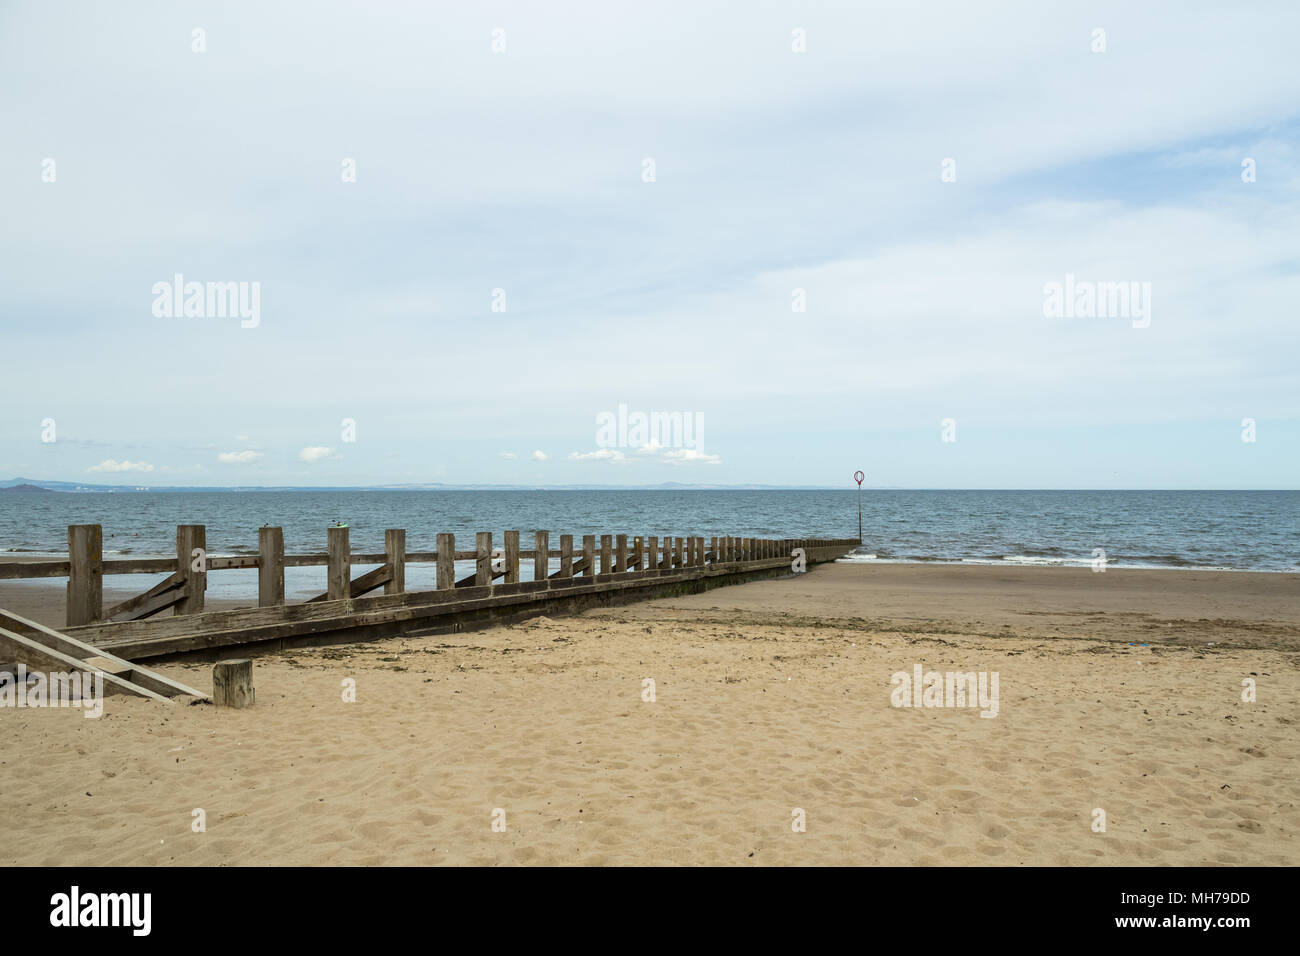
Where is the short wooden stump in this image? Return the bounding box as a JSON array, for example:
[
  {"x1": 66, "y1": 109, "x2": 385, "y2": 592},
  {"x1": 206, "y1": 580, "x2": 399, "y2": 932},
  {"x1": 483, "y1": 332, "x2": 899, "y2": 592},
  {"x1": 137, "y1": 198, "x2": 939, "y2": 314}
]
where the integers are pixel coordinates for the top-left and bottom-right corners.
[{"x1": 212, "y1": 658, "x2": 254, "y2": 708}]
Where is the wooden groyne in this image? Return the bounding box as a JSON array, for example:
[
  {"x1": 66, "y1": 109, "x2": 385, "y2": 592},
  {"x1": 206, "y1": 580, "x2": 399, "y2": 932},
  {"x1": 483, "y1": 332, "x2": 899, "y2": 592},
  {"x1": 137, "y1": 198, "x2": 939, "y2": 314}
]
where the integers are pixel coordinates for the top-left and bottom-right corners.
[{"x1": 0, "y1": 525, "x2": 857, "y2": 661}]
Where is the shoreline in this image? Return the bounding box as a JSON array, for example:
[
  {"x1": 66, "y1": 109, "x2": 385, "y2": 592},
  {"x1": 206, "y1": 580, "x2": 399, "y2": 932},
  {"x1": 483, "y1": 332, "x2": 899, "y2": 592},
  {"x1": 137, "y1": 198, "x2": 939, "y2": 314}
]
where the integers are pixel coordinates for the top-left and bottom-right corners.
[{"x1": 2, "y1": 560, "x2": 1297, "y2": 645}]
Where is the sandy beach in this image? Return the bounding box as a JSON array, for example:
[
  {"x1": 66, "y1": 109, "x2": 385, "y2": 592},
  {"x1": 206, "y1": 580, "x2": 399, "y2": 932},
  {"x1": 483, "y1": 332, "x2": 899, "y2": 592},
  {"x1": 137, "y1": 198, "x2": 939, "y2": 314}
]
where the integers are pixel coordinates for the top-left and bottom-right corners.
[{"x1": 2, "y1": 562, "x2": 1297, "y2": 866}]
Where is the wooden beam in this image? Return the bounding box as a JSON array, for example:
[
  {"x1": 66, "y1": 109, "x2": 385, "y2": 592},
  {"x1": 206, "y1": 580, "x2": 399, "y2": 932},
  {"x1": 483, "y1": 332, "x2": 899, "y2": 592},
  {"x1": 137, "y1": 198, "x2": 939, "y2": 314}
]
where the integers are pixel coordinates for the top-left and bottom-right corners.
[
  {"x1": 308, "y1": 563, "x2": 393, "y2": 603},
  {"x1": 66, "y1": 524, "x2": 102, "y2": 627},
  {"x1": 327, "y1": 525, "x2": 350, "y2": 601},
  {"x1": 582, "y1": 535, "x2": 596, "y2": 577},
  {"x1": 504, "y1": 530, "x2": 520, "y2": 584},
  {"x1": 476, "y1": 532, "x2": 492, "y2": 586},
  {"x1": 259, "y1": 526, "x2": 285, "y2": 607},
  {"x1": 385, "y1": 529, "x2": 406, "y2": 595},
  {"x1": 534, "y1": 531, "x2": 549, "y2": 582},
  {"x1": 436, "y1": 533, "x2": 455, "y2": 590},
  {"x1": 104, "y1": 571, "x2": 187, "y2": 622},
  {"x1": 176, "y1": 524, "x2": 206, "y2": 615},
  {"x1": 0, "y1": 560, "x2": 70, "y2": 580},
  {"x1": 0, "y1": 609, "x2": 207, "y2": 700},
  {"x1": 559, "y1": 533, "x2": 573, "y2": 577}
]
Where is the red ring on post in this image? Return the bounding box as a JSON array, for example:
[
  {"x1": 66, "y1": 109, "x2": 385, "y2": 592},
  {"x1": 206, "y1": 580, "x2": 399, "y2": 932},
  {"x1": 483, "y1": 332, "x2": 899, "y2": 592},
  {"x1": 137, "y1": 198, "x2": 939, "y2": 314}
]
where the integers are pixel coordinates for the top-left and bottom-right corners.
[{"x1": 854, "y1": 471, "x2": 865, "y2": 486}]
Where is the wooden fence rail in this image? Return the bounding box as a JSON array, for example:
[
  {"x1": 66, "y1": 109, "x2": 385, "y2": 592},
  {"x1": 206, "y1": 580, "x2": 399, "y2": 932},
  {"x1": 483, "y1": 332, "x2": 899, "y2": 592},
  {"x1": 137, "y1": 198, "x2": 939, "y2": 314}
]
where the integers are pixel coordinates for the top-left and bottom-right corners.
[{"x1": 0, "y1": 524, "x2": 858, "y2": 628}]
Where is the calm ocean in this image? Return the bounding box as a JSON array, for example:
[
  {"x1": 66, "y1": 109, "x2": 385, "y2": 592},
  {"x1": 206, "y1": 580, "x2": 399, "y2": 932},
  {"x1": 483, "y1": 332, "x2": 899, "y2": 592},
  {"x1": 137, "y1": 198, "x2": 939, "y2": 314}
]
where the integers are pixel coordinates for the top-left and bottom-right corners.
[{"x1": 0, "y1": 490, "x2": 1295, "y2": 601}]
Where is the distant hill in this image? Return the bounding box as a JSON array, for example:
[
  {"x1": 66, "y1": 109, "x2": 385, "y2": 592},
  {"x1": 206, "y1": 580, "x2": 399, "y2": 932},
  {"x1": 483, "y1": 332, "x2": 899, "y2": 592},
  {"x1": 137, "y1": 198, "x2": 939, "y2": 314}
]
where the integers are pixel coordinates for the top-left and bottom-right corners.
[{"x1": 0, "y1": 483, "x2": 57, "y2": 493}]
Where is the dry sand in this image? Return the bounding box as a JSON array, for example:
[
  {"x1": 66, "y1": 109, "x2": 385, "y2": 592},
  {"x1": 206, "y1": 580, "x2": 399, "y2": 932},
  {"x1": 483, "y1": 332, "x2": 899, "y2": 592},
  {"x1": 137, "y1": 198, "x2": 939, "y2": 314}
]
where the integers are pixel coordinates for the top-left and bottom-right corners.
[{"x1": 2, "y1": 563, "x2": 1297, "y2": 866}]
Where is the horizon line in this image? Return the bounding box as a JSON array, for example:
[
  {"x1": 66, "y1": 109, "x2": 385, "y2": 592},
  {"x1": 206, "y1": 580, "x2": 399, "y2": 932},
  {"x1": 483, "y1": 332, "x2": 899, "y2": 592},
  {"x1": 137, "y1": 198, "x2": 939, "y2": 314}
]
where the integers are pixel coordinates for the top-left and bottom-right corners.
[{"x1": 4, "y1": 478, "x2": 1298, "y2": 493}]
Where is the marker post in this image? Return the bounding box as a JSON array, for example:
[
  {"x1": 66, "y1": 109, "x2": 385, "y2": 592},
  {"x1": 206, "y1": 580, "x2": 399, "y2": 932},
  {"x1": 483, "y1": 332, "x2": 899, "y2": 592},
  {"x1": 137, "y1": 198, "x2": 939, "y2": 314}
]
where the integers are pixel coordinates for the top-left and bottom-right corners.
[{"x1": 854, "y1": 471, "x2": 865, "y2": 543}]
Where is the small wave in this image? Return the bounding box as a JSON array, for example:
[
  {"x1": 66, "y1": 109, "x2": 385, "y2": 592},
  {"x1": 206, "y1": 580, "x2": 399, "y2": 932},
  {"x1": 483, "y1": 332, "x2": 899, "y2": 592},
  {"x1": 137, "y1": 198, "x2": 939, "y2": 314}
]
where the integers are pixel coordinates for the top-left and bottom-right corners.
[
  {"x1": 1000, "y1": 554, "x2": 1095, "y2": 567},
  {"x1": 1122, "y1": 553, "x2": 1197, "y2": 567}
]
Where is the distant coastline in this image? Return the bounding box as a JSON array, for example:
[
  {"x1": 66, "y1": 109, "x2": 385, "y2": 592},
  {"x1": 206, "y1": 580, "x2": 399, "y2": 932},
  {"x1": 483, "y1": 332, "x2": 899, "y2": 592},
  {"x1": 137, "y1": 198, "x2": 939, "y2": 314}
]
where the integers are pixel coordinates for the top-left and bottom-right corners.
[
  {"x1": 2, "y1": 476, "x2": 844, "y2": 493},
  {"x1": 3, "y1": 478, "x2": 1296, "y2": 494}
]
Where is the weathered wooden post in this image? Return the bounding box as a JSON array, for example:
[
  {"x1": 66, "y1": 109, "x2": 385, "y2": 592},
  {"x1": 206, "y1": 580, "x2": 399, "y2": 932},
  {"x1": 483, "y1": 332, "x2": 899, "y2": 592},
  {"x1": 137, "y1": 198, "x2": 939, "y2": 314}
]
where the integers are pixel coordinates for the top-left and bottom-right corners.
[
  {"x1": 647, "y1": 536, "x2": 658, "y2": 571},
  {"x1": 582, "y1": 535, "x2": 596, "y2": 576},
  {"x1": 476, "y1": 532, "x2": 492, "y2": 586},
  {"x1": 504, "y1": 530, "x2": 520, "y2": 584},
  {"x1": 176, "y1": 524, "x2": 207, "y2": 615},
  {"x1": 534, "y1": 531, "x2": 549, "y2": 582},
  {"x1": 674, "y1": 537, "x2": 684, "y2": 568},
  {"x1": 212, "y1": 658, "x2": 254, "y2": 708},
  {"x1": 633, "y1": 536, "x2": 644, "y2": 571},
  {"x1": 436, "y1": 533, "x2": 455, "y2": 590},
  {"x1": 615, "y1": 534, "x2": 627, "y2": 572},
  {"x1": 560, "y1": 534, "x2": 573, "y2": 577},
  {"x1": 599, "y1": 534, "x2": 612, "y2": 574},
  {"x1": 66, "y1": 524, "x2": 103, "y2": 627},
  {"x1": 258, "y1": 526, "x2": 285, "y2": 607},
  {"x1": 709, "y1": 536, "x2": 718, "y2": 564},
  {"x1": 385, "y1": 529, "x2": 406, "y2": 594},
  {"x1": 327, "y1": 525, "x2": 350, "y2": 601}
]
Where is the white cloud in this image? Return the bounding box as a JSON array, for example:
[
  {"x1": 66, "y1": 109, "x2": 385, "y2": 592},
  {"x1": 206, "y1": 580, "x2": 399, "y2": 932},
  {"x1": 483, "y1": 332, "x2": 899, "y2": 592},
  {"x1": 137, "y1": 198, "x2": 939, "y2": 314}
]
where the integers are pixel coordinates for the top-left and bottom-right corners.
[
  {"x1": 530, "y1": 450, "x2": 548, "y2": 462},
  {"x1": 569, "y1": 448, "x2": 627, "y2": 462},
  {"x1": 498, "y1": 451, "x2": 518, "y2": 460},
  {"x1": 570, "y1": 443, "x2": 720, "y2": 466},
  {"x1": 299, "y1": 446, "x2": 337, "y2": 463},
  {"x1": 88, "y1": 459, "x2": 154, "y2": 473},
  {"x1": 218, "y1": 450, "x2": 263, "y2": 464},
  {"x1": 662, "y1": 449, "x2": 721, "y2": 465}
]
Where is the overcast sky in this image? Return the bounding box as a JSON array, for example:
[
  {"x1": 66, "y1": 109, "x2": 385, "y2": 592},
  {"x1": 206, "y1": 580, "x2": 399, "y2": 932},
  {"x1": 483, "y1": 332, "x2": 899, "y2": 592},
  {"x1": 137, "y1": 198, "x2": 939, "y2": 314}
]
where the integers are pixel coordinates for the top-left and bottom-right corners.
[{"x1": 2, "y1": 0, "x2": 1297, "y2": 488}]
